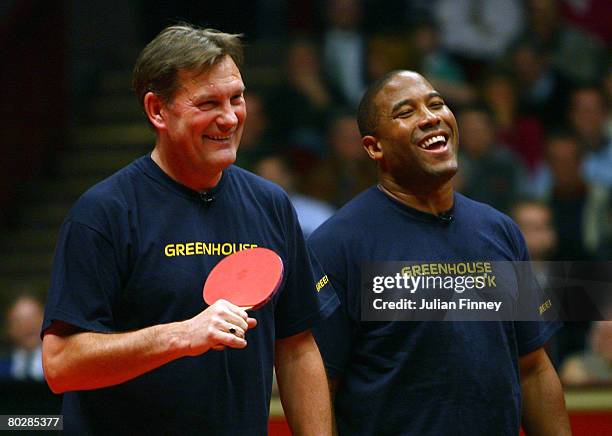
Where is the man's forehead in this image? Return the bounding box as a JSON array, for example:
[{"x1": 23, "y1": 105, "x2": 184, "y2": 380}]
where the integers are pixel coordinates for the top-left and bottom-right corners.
[
  {"x1": 178, "y1": 58, "x2": 244, "y2": 91},
  {"x1": 376, "y1": 72, "x2": 435, "y2": 109}
]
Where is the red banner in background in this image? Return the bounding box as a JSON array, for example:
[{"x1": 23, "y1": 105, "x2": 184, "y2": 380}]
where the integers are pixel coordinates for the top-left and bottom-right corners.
[{"x1": 270, "y1": 413, "x2": 612, "y2": 436}]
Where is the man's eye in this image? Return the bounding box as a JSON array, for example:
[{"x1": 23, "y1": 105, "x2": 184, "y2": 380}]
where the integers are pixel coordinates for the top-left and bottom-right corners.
[
  {"x1": 397, "y1": 110, "x2": 413, "y2": 118},
  {"x1": 430, "y1": 101, "x2": 445, "y2": 109},
  {"x1": 231, "y1": 95, "x2": 244, "y2": 104},
  {"x1": 198, "y1": 101, "x2": 215, "y2": 109}
]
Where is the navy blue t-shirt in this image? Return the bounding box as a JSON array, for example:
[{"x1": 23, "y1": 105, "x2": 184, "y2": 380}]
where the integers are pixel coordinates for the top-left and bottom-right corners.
[
  {"x1": 310, "y1": 187, "x2": 559, "y2": 436},
  {"x1": 42, "y1": 155, "x2": 338, "y2": 435}
]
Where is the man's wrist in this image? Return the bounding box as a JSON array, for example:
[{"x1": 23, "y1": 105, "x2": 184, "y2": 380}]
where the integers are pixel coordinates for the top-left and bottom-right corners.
[{"x1": 154, "y1": 321, "x2": 192, "y2": 359}]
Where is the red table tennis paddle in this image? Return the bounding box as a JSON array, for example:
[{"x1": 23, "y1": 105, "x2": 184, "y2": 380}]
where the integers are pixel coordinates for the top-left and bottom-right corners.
[{"x1": 203, "y1": 247, "x2": 284, "y2": 310}]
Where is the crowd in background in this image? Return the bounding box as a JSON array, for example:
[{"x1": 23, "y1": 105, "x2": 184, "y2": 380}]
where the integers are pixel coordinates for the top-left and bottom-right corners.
[
  {"x1": 1, "y1": 0, "x2": 611, "y2": 388},
  {"x1": 239, "y1": 0, "x2": 612, "y2": 387}
]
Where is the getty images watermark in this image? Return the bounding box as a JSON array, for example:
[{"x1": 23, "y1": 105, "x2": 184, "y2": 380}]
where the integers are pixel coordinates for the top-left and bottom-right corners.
[{"x1": 361, "y1": 261, "x2": 612, "y2": 322}]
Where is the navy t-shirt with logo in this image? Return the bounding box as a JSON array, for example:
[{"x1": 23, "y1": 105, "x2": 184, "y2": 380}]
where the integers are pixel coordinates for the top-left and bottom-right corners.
[
  {"x1": 310, "y1": 187, "x2": 559, "y2": 436},
  {"x1": 42, "y1": 155, "x2": 338, "y2": 435}
]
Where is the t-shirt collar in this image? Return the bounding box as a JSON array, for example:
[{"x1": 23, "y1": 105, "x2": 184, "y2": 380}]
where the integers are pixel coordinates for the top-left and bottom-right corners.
[{"x1": 139, "y1": 153, "x2": 229, "y2": 201}]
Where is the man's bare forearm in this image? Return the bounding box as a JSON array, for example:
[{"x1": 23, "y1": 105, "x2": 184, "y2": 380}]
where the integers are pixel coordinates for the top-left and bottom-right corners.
[
  {"x1": 520, "y1": 348, "x2": 571, "y2": 436},
  {"x1": 42, "y1": 300, "x2": 255, "y2": 393},
  {"x1": 42, "y1": 320, "x2": 189, "y2": 393},
  {"x1": 275, "y1": 331, "x2": 332, "y2": 436}
]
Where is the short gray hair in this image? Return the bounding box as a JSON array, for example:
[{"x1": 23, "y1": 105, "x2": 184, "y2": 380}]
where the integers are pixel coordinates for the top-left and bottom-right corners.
[{"x1": 132, "y1": 23, "x2": 243, "y2": 107}]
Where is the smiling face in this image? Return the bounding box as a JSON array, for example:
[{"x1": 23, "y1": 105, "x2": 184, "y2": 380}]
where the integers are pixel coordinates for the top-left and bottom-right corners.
[
  {"x1": 364, "y1": 71, "x2": 459, "y2": 190},
  {"x1": 150, "y1": 56, "x2": 246, "y2": 188}
]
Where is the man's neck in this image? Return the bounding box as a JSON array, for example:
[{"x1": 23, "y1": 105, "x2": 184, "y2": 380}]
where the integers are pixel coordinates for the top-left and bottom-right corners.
[
  {"x1": 151, "y1": 147, "x2": 222, "y2": 192},
  {"x1": 377, "y1": 176, "x2": 454, "y2": 215}
]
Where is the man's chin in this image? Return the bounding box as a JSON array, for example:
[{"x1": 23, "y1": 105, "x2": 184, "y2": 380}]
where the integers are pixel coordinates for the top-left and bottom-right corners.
[
  {"x1": 437, "y1": 167, "x2": 458, "y2": 182},
  {"x1": 428, "y1": 162, "x2": 458, "y2": 182},
  {"x1": 212, "y1": 150, "x2": 237, "y2": 168}
]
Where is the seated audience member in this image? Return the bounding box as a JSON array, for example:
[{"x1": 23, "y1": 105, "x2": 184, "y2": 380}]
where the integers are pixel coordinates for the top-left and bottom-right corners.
[
  {"x1": 0, "y1": 293, "x2": 45, "y2": 381},
  {"x1": 560, "y1": 0, "x2": 611, "y2": 43},
  {"x1": 522, "y1": 0, "x2": 607, "y2": 83},
  {"x1": 365, "y1": 34, "x2": 411, "y2": 84},
  {"x1": 300, "y1": 111, "x2": 377, "y2": 208},
  {"x1": 604, "y1": 65, "x2": 612, "y2": 137},
  {"x1": 268, "y1": 38, "x2": 338, "y2": 162},
  {"x1": 435, "y1": 0, "x2": 524, "y2": 63},
  {"x1": 254, "y1": 154, "x2": 335, "y2": 237},
  {"x1": 322, "y1": 0, "x2": 366, "y2": 107},
  {"x1": 561, "y1": 321, "x2": 612, "y2": 386},
  {"x1": 234, "y1": 91, "x2": 277, "y2": 172},
  {"x1": 456, "y1": 105, "x2": 527, "y2": 213},
  {"x1": 568, "y1": 85, "x2": 612, "y2": 188},
  {"x1": 510, "y1": 199, "x2": 588, "y2": 364},
  {"x1": 508, "y1": 39, "x2": 573, "y2": 128},
  {"x1": 531, "y1": 132, "x2": 611, "y2": 260},
  {"x1": 480, "y1": 70, "x2": 545, "y2": 173},
  {"x1": 410, "y1": 19, "x2": 475, "y2": 108},
  {"x1": 511, "y1": 200, "x2": 557, "y2": 263}
]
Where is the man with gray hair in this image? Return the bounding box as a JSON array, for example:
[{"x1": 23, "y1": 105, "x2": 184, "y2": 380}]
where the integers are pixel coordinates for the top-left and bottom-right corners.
[{"x1": 41, "y1": 24, "x2": 337, "y2": 435}]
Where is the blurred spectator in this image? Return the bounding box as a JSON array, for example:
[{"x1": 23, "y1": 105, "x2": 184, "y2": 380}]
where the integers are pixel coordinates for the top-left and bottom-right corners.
[
  {"x1": 523, "y1": 0, "x2": 607, "y2": 83},
  {"x1": 254, "y1": 155, "x2": 335, "y2": 237},
  {"x1": 560, "y1": 321, "x2": 612, "y2": 386},
  {"x1": 365, "y1": 34, "x2": 411, "y2": 83},
  {"x1": 508, "y1": 38, "x2": 573, "y2": 128},
  {"x1": 360, "y1": 0, "x2": 429, "y2": 34},
  {"x1": 511, "y1": 199, "x2": 557, "y2": 262},
  {"x1": 543, "y1": 133, "x2": 588, "y2": 261},
  {"x1": 604, "y1": 64, "x2": 612, "y2": 137},
  {"x1": 561, "y1": 0, "x2": 612, "y2": 43},
  {"x1": 410, "y1": 20, "x2": 476, "y2": 108},
  {"x1": 268, "y1": 38, "x2": 337, "y2": 163},
  {"x1": 0, "y1": 294, "x2": 44, "y2": 382},
  {"x1": 234, "y1": 91, "x2": 277, "y2": 171},
  {"x1": 480, "y1": 69, "x2": 545, "y2": 173},
  {"x1": 300, "y1": 111, "x2": 377, "y2": 208},
  {"x1": 456, "y1": 105, "x2": 527, "y2": 213},
  {"x1": 510, "y1": 199, "x2": 596, "y2": 366},
  {"x1": 568, "y1": 85, "x2": 612, "y2": 188},
  {"x1": 435, "y1": 0, "x2": 524, "y2": 64},
  {"x1": 322, "y1": 0, "x2": 366, "y2": 107},
  {"x1": 533, "y1": 132, "x2": 611, "y2": 260}
]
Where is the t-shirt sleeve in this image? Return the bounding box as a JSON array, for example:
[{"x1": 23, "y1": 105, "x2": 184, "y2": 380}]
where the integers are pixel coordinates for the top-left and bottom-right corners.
[
  {"x1": 308, "y1": 226, "x2": 355, "y2": 379},
  {"x1": 274, "y1": 200, "x2": 339, "y2": 339},
  {"x1": 514, "y1": 321, "x2": 561, "y2": 356},
  {"x1": 311, "y1": 279, "x2": 354, "y2": 379},
  {"x1": 508, "y1": 217, "x2": 562, "y2": 355},
  {"x1": 41, "y1": 219, "x2": 123, "y2": 336}
]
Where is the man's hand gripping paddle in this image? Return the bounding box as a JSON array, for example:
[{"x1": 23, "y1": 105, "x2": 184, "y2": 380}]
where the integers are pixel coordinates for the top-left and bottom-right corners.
[{"x1": 202, "y1": 247, "x2": 283, "y2": 350}]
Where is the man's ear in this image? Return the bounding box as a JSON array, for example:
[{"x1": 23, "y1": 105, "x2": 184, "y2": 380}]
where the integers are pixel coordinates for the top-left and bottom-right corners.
[
  {"x1": 363, "y1": 135, "x2": 383, "y2": 161},
  {"x1": 143, "y1": 92, "x2": 166, "y2": 130}
]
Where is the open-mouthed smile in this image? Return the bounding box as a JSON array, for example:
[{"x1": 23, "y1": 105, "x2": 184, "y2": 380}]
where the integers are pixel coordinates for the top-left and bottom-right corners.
[{"x1": 417, "y1": 132, "x2": 450, "y2": 152}]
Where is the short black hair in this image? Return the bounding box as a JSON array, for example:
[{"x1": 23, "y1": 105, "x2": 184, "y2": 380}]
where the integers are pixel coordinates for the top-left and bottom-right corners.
[{"x1": 357, "y1": 70, "x2": 404, "y2": 137}]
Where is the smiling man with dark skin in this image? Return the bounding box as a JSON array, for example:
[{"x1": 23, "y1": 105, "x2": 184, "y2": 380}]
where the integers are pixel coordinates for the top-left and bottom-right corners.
[
  {"x1": 41, "y1": 24, "x2": 337, "y2": 436},
  {"x1": 363, "y1": 71, "x2": 458, "y2": 210},
  {"x1": 310, "y1": 70, "x2": 571, "y2": 435}
]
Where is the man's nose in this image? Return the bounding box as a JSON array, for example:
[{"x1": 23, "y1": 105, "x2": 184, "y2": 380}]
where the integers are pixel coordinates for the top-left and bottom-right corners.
[
  {"x1": 217, "y1": 102, "x2": 239, "y2": 130},
  {"x1": 418, "y1": 108, "x2": 441, "y2": 130}
]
